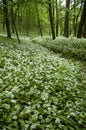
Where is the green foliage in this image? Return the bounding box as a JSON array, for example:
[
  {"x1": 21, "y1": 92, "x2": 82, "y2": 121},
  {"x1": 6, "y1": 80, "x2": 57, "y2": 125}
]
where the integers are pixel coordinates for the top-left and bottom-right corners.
[
  {"x1": 33, "y1": 37, "x2": 86, "y2": 61},
  {"x1": 0, "y1": 37, "x2": 86, "y2": 129}
]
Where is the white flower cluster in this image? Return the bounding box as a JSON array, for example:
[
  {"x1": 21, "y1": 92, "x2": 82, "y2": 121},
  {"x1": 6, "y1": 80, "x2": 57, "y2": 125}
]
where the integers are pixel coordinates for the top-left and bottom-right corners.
[{"x1": 0, "y1": 40, "x2": 85, "y2": 129}]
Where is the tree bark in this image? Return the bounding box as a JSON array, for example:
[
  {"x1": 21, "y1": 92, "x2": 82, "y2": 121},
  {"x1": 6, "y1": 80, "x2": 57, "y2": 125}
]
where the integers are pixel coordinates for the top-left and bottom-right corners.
[
  {"x1": 48, "y1": 0, "x2": 55, "y2": 40},
  {"x1": 77, "y1": 0, "x2": 86, "y2": 38},
  {"x1": 73, "y1": 0, "x2": 76, "y2": 36},
  {"x1": 3, "y1": 0, "x2": 11, "y2": 38},
  {"x1": 13, "y1": 9, "x2": 21, "y2": 43},
  {"x1": 10, "y1": 0, "x2": 14, "y2": 34},
  {"x1": 75, "y1": 1, "x2": 83, "y2": 36},
  {"x1": 17, "y1": 5, "x2": 21, "y2": 34},
  {"x1": 64, "y1": 0, "x2": 70, "y2": 37},
  {"x1": 11, "y1": 4, "x2": 21, "y2": 43},
  {"x1": 52, "y1": 0, "x2": 55, "y2": 24},
  {"x1": 82, "y1": 19, "x2": 86, "y2": 38},
  {"x1": 3, "y1": 15, "x2": 5, "y2": 30},
  {"x1": 35, "y1": 0, "x2": 43, "y2": 37},
  {"x1": 56, "y1": 0, "x2": 59, "y2": 37}
]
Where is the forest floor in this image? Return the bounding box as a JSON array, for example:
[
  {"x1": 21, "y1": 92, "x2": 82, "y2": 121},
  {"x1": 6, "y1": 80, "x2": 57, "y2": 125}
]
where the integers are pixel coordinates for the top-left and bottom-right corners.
[
  {"x1": 0, "y1": 35, "x2": 86, "y2": 130},
  {"x1": 31, "y1": 36, "x2": 86, "y2": 84}
]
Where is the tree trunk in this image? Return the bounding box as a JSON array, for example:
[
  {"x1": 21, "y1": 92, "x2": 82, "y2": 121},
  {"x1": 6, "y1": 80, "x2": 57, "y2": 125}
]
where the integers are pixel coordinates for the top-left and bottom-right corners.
[
  {"x1": 14, "y1": 20, "x2": 21, "y2": 43},
  {"x1": 10, "y1": 0, "x2": 14, "y2": 34},
  {"x1": 11, "y1": 5, "x2": 21, "y2": 43},
  {"x1": 13, "y1": 9, "x2": 21, "y2": 43},
  {"x1": 56, "y1": 0, "x2": 59, "y2": 37},
  {"x1": 3, "y1": 0, "x2": 11, "y2": 38},
  {"x1": 64, "y1": 0, "x2": 70, "y2": 37},
  {"x1": 17, "y1": 5, "x2": 21, "y2": 34},
  {"x1": 52, "y1": 0, "x2": 55, "y2": 23},
  {"x1": 35, "y1": 0, "x2": 43, "y2": 37},
  {"x1": 3, "y1": 15, "x2": 5, "y2": 30},
  {"x1": 82, "y1": 19, "x2": 86, "y2": 38},
  {"x1": 77, "y1": 0, "x2": 86, "y2": 38},
  {"x1": 73, "y1": 0, "x2": 76, "y2": 36},
  {"x1": 26, "y1": 8, "x2": 29, "y2": 36},
  {"x1": 48, "y1": 0, "x2": 55, "y2": 40},
  {"x1": 75, "y1": 1, "x2": 82, "y2": 36}
]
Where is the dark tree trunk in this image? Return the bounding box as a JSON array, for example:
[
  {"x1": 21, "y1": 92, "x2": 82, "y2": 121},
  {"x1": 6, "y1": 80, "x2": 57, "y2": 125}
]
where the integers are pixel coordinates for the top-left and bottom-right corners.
[
  {"x1": 77, "y1": 0, "x2": 86, "y2": 38},
  {"x1": 11, "y1": 7, "x2": 14, "y2": 33},
  {"x1": 3, "y1": 15, "x2": 5, "y2": 30},
  {"x1": 75, "y1": 1, "x2": 82, "y2": 36},
  {"x1": 82, "y1": 19, "x2": 86, "y2": 38},
  {"x1": 73, "y1": 0, "x2": 76, "y2": 36},
  {"x1": 3, "y1": 0, "x2": 11, "y2": 38},
  {"x1": 64, "y1": 0, "x2": 70, "y2": 37},
  {"x1": 10, "y1": 0, "x2": 14, "y2": 34},
  {"x1": 10, "y1": 0, "x2": 20, "y2": 43},
  {"x1": 52, "y1": 0, "x2": 55, "y2": 23},
  {"x1": 35, "y1": 0, "x2": 43, "y2": 37},
  {"x1": 48, "y1": 0, "x2": 55, "y2": 40},
  {"x1": 56, "y1": 0, "x2": 59, "y2": 37}
]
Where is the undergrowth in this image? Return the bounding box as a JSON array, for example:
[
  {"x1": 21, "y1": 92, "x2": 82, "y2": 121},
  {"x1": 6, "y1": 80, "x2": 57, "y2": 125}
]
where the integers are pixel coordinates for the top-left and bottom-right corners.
[
  {"x1": 32, "y1": 37, "x2": 86, "y2": 61},
  {"x1": 0, "y1": 36, "x2": 86, "y2": 130}
]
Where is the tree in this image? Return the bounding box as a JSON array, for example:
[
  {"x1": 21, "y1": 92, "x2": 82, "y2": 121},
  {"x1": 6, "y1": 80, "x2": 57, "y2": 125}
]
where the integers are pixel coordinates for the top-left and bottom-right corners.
[
  {"x1": 35, "y1": 0, "x2": 43, "y2": 36},
  {"x1": 73, "y1": 0, "x2": 76, "y2": 36},
  {"x1": 73, "y1": 0, "x2": 83, "y2": 36},
  {"x1": 82, "y1": 19, "x2": 86, "y2": 38},
  {"x1": 10, "y1": 0, "x2": 14, "y2": 33},
  {"x1": 13, "y1": 7, "x2": 21, "y2": 43},
  {"x1": 64, "y1": 0, "x2": 70, "y2": 37},
  {"x1": 77, "y1": 0, "x2": 86, "y2": 38},
  {"x1": 10, "y1": 0, "x2": 21, "y2": 42},
  {"x1": 56, "y1": 0, "x2": 59, "y2": 37},
  {"x1": 3, "y1": 0, "x2": 11, "y2": 38},
  {"x1": 48, "y1": 0, "x2": 55, "y2": 40}
]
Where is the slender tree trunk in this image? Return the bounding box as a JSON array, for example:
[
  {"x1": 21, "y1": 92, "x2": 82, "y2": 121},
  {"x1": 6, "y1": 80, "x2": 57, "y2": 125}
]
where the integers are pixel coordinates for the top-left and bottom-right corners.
[
  {"x1": 75, "y1": 1, "x2": 82, "y2": 35},
  {"x1": 12, "y1": 6, "x2": 21, "y2": 43},
  {"x1": 48, "y1": 0, "x2": 55, "y2": 40},
  {"x1": 14, "y1": 10, "x2": 21, "y2": 43},
  {"x1": 11, "y1": 7, "x2": 14, "y2": 33},
  {"x1": 35, "y1": 0, "x2": 43, "y2": 37},
  {"x1": 10, "y1": 0, "x2": 14, "y2": 34},
  {"x1": 3, "y1": 15, "x2": 5, "y2": 30},
  {"x1": 3, "y1": 0, "x2": 11, "y2": 38},
  {"x1": 26, "y1": 8, "x2": 29, "y2": 36},
  {"x1": 20, "y1": 6, "x2": 22, "y2": 33},
  {"x1": 17, "y1": 5, "x2": 21, "y2": 34},
  {"x1": 73, "y1": 0, "x2": 76, "y2": 36},
  {"x1": 14, "y1": 20, "x2": 20, "y2": 43},
  {"x1": 82, "y1": 19, "x2": 86, "y2": 38},
  {"x1": 64, "y1": 0, "x2": 70, "y2": 37},
  {"x1": 56, "y1": 0, "x2": 59, "y2": 37},
  {"x1": 77, "y1": 0, "x2": 86, "y2": 38},
  {"x1": 52, "y1": 0, "x2": 55, "y2": 23},
  {"x1": 9, "y1": 0, "x2": 20, "y2": 42}
]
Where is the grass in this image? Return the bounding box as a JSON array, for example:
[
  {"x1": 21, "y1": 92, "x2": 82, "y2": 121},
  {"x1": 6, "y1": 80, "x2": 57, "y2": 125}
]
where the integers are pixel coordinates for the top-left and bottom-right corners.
[{"x1": 0, "y1": 36, "x2": 86, "y2": 130}]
